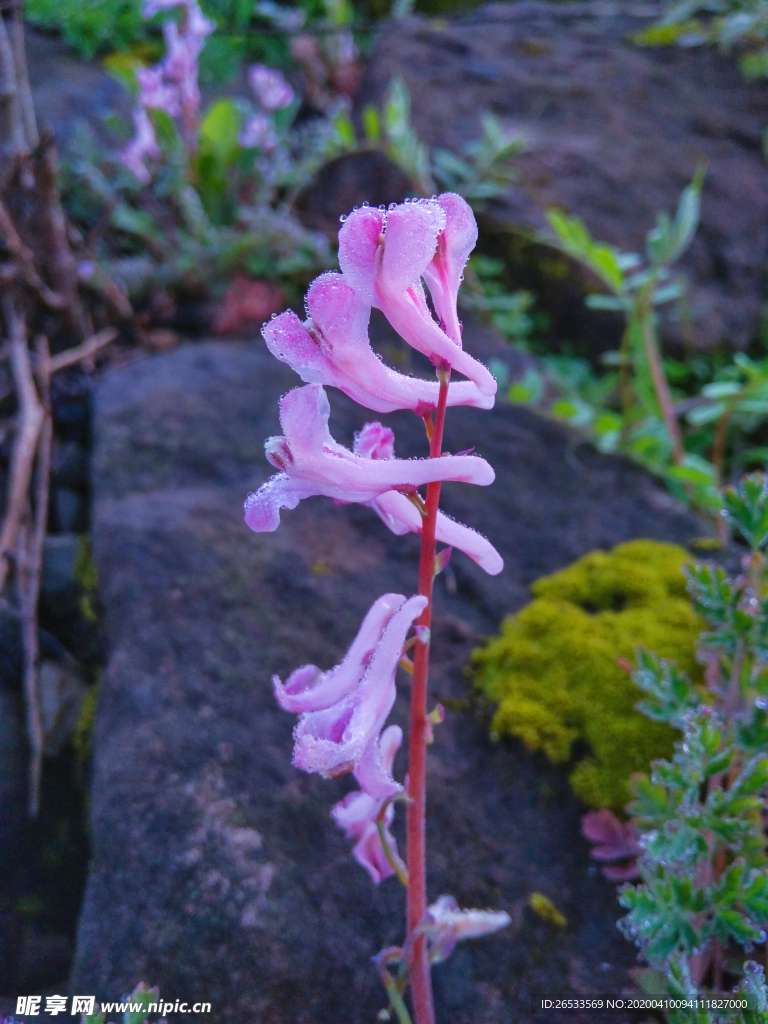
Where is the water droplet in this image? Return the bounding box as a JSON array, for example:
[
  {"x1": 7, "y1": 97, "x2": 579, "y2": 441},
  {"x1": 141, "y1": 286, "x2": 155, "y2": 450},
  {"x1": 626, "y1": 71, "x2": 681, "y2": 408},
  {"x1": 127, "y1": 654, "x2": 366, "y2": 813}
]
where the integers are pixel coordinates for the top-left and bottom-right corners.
[
  {"x1": 270, "y1": 312, "x2": 277, "y2": 318},
  {"x1": 362, "y1": 201, "x2": 369, "y2": 207},
  {"x1": 339, "y1": 214, "x2": 347, "y2": 222},
  {"x1": 378, "y1": 204, "x2": 386, "y2": 211},
  {"x1": 431, "y1": 194, "x2": 437, "y2": 200},
  {"x1": 388, "y1": 203, "x2": 397, "y2": 211},
  {"x1": 352, "y1": 206, "x2": 359, "y2": 212}
]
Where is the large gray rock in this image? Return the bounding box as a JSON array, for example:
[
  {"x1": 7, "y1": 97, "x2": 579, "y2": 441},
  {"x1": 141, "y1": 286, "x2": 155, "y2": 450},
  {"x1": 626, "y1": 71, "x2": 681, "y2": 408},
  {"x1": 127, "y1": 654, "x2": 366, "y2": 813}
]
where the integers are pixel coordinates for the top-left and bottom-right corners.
[
  {"x1": 359, "y1": 1, "x2": 768, "y2": 353},
  {"x1": 74, "y1": 325, "x2": 708, "y2": 1022}
]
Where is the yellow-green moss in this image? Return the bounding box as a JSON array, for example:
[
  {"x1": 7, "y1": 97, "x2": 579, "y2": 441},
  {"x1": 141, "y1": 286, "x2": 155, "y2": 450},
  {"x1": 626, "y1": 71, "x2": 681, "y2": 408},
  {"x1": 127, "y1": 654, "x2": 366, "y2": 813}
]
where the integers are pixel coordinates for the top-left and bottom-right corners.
[
  {"x1": 72, "y1": 685, "x2": 98, "y2": 762},
  {"x1": 471, "y1": 540, "x2": 703, "y2": 810},
  {"x1": 528, "y1": 893, "x2": 568, "y2": 928}
]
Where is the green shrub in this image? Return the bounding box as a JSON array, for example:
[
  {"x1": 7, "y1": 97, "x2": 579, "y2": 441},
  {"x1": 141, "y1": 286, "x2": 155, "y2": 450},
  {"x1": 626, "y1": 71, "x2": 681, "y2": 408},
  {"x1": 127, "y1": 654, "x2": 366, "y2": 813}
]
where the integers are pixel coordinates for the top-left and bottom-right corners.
[{"x1": 470, "y1": 539, "x2": 704, "y2": 809}]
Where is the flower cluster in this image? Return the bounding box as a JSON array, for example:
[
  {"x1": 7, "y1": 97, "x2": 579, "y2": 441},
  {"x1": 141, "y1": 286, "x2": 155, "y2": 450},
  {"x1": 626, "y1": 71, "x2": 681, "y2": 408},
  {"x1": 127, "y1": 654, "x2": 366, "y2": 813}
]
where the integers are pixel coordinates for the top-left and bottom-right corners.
[
  {"x1": 246, "y1": 195, "x2": 508, "y2": 995},
  {"x1": 121, "y1": 0, "x2": 214, "y2": 181},
  {"x1": 239, "y1": 65, "x2": 295, "y2": 152}
]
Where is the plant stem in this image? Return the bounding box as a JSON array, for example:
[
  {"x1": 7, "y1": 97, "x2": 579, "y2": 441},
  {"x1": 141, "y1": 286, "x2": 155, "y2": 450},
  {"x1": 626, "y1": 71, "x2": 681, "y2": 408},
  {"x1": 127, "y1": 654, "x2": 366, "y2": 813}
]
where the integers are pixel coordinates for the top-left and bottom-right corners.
[
  {"x1": 639, "y1": 289, "x2": 684, "y2": 465},
  {"x1": 406, "y1": 369, "x2": 449, "y2": 1024}
]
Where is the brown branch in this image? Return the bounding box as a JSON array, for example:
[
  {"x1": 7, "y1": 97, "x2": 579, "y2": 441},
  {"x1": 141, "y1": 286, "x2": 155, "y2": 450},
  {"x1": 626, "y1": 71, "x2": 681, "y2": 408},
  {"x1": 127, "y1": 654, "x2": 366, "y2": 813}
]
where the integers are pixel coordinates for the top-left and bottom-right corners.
[
  {"x1": 0, "y1": 198, "x2": 68, "y2": 309},
  {"x1": 0, "y1": 10, "x2": 25, "y2": 153},
  {"x1": 48, "y1": 327, "x2": 118, "y2": 374},
  {"x1": 9, "y1": 9, "x2": 37, "y2": 149},
  {"x1": 16, "y1": 333, "x2": 52, "y2": 816},
  {"x1": 0, "y1": 300, "x2": 44, "y2": 595}
]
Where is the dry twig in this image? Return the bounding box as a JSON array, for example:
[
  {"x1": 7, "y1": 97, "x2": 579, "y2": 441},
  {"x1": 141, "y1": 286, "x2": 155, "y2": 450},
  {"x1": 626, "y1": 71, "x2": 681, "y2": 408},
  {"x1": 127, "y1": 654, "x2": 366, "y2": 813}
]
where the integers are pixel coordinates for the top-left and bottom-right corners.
[
  {"x1": 0, "y1": 299, "x2": 44, "y2": 595},
  {"x1": 49, "y1": 326, "x2": 118, "y2": 373}
]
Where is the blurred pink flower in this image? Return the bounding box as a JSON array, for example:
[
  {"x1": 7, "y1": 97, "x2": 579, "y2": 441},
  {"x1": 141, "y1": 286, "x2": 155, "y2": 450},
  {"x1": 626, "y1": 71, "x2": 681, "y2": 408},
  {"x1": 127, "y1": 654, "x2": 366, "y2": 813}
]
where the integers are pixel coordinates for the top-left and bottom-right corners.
[
  {"x1": 289, "y1": 594, "x2": 427, "y2": 798},
  {"x1": 239, "y1": 112, "x2": 274, "y2": 149},
  {"x1": 243, "y1": 384, "x2": 495, "y2": 533},
  {"x1": 353, "y1": 423, "x2": 504, "y2": 576},
  {"x1": 136, "y1": 65, "x2": 181, "y2": 116},
  {"x1": 338, "y1": 197, "x2": 497, "y2": 396},
  {"x1": 120, "y1": 107, "x2": 160, "y2": 184},
  {"x1": 262, "y1": 272, "x2": 494, "y2": 414},
  {"x1": 249, "y1": 64, "x2": 295, "y2": 110},
  {"x1": 331, "y1": 724, "x2": 403, "y2": 883},
  {"x1": 419, "y1": 895, "x2": 511, "y2": 963}
]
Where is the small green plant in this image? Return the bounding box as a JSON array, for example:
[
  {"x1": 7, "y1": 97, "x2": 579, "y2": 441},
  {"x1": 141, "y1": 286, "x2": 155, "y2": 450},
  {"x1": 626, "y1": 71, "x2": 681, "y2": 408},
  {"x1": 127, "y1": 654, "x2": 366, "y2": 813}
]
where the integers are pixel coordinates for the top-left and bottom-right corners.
[
  {"x1": 470, "y1": 540, "x2": 704, "y2": 809},
  {"x1": 636, "y1": 0, "x2": 768, "y2": 79},
  {"x1": 497, "y1": 176, "x2": 768, "y2": 518},
  {"x1": 356, "y1": 78, "x2": 524, "y2": 208},
  {"x1": 460, "y1": 255, "x2": 537, "y2": 347},
  {"x1": 615, "y1": 473, "x2": 768, "y2": 1001}
]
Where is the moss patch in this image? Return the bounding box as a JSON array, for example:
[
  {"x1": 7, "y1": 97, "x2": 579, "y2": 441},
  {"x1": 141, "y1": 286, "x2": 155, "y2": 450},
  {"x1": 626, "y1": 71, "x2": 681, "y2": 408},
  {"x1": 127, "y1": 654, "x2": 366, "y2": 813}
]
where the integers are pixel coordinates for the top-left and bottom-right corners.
[{"x1": 470, "y1": 540, "x2": 703, "y2": 810}]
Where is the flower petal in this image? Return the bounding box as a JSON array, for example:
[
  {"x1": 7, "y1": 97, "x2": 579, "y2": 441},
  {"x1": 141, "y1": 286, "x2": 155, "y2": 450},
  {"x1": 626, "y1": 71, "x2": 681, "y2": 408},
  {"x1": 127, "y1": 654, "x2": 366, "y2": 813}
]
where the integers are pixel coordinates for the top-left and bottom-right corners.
[
  {"x1": 264, "y1": 274, "x2": 494, "y2": 413},
  {"x1": 273, "y1": 594, "x2": 405, "y2": 712},
  {"x1": 292, "y1": 595, "x2": 426, "y2": 795},
  {"x1": 369, "y1": 491, "x2": 504, "y2": 575},
  {"x1": 423, "y1": 193, "x2": 477, "y2": 346},
  {"x1": 243, "y1": 473, "x2": 320, "y2": 532},
  {"x1": 337, "y1": 206, "x2": 385, "y2": 307}
]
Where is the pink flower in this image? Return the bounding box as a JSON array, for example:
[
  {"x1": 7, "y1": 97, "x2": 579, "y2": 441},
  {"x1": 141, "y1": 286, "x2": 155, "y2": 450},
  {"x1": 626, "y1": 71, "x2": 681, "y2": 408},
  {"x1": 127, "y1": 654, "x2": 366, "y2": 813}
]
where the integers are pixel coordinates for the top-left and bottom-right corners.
[
  {"x1": 274, "y1": 593, "x2": 404, "y2": 713},
  {"x1": 331, "y1": 724, "x2": 403, "y2": 884},
  {"x1": 120, "y1": 107, "x2": 160, "y2": 184},
  {"x1": 136, "y1": 65, "x2": 181, "y2": 116},
  {"x1": 243, "y1": 384, "x2": 495, "y2": 533},
  {"x1": 423, "y1": 192, "x2": 477, "y2": 348},
  {"x1": 249, "y1": 64, "x2": 295, "y2": 110},
  {"x1": 337, "y1": 197, "x2": 497, "y2": 396},
  {"x1": 239, "y1": 113, "x2": 274, "y2": 149},
  {"x1": 289, "y1": 594, "x2": 427, "y2": 798},
  {"x1": 419, "y1": 895, "x2": 511, "y2": 964},
  {"x1": 162, "y1": 21, "x2": 201, "y2": 110},
  {"x1": 262, "y1": 272, "x2": 494, "y2": 414},
  {"x1": 353, "y1": 423, "x2": 504, "y2": 576}
]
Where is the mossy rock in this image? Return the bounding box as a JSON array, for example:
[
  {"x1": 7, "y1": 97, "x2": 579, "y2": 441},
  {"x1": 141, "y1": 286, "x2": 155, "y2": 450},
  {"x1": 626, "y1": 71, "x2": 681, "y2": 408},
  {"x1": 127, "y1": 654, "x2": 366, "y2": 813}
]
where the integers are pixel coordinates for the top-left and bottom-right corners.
[{"x1": 470, "y1": 540, "x2": 703, "y2": 810}]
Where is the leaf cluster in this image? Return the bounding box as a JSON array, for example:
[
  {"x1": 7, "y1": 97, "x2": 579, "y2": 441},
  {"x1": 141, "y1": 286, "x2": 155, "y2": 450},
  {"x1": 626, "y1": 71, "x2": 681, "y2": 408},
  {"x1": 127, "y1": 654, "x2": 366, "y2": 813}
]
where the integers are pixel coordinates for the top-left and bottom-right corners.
[{"x1": 618, "y1": 476, "x2": 768, "y2": 1007}]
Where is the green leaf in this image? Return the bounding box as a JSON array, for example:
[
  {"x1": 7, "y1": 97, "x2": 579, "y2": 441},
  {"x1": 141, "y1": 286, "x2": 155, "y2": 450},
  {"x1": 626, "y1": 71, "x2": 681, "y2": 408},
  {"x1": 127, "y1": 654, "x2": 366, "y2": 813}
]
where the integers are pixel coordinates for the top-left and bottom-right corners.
[
  {"x1": 198, "y1": 98, "x2": 242, "y2": 167},
  {"x1": 545, "y1": 209, "x2": 625, "y2": 292},
  {"x1": 723, "y1": 472, "x2": 768, "y2": 551},
  {"x1": 361, "y1": 105, "x2": 381, "y2": 143}
]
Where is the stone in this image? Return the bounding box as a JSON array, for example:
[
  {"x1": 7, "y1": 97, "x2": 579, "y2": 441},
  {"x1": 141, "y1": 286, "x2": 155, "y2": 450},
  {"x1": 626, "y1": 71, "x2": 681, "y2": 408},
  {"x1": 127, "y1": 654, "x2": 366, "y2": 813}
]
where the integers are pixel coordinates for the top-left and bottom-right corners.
[
  {"x1": 52, "y1": 488, "x2": 85, "y2": 534},
  {"x1": 358, "y1": 1, "x2": 768, "y2": 353},
  {"x1": 73, "y1": 322, "x2": 712, "y2": 1022},
  {"x1": 38, "y1": 659, "x2": 88, "y2": 758},
  {"x1": 41, "y1": 535, "x2": 79, "y2": 597},
  {"x1": 26, "y1": 27, "x2": 131, "y2": 149}
]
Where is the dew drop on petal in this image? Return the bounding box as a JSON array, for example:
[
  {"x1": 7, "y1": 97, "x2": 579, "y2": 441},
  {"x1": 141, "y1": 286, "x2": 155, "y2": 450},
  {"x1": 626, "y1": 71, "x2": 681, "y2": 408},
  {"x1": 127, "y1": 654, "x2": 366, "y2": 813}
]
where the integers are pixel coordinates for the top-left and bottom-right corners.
[{"x1": 340, "y1": 214, "x2": 347, "y2": 222}]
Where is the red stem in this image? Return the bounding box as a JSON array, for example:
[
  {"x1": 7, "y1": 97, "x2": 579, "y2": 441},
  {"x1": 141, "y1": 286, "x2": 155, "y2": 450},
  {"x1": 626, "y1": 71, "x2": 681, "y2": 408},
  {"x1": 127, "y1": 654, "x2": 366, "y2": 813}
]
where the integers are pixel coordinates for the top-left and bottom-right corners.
[{"x1": 406, "y1": 369, "x2": 449, "y2": 1024}]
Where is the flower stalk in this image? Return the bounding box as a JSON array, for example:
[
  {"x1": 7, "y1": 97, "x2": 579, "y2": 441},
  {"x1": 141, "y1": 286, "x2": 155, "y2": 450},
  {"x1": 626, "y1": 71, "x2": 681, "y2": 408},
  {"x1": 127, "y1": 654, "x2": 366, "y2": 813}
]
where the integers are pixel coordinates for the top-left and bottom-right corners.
[{"x1": 406, "y1": 366, "x2": 449, "y2": 1024}]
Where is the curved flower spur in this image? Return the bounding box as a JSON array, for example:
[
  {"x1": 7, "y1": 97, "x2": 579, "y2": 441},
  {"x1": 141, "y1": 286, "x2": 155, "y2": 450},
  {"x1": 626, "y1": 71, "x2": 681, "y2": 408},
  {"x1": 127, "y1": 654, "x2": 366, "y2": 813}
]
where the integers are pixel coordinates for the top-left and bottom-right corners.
[
  {"x1": 244, "y1": 193, "x2": 508, "y2": 1024},
  {"x1": 243, "y1": 383, "x2": 495, "y2": 533},
  {"x1": 337, "y1": 194, "x2": 497, "y2": 396},
  {"x1": 263, "y1": 271, "x2": 494, "y2": 414}
]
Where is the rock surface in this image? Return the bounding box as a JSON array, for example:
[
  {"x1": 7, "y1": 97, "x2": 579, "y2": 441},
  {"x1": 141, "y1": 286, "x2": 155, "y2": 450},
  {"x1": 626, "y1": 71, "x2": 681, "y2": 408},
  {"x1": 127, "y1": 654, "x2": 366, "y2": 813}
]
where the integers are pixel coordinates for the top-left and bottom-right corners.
[
  {"x1": 74, "y1": 320, "x2": 711, "y2": 1023},
  {"x1": 26, "y1": 28, "x2": 131, "y2": 146},
  {"x1": 359, "y1": 1, "x2": 768, "y2": 352}
]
